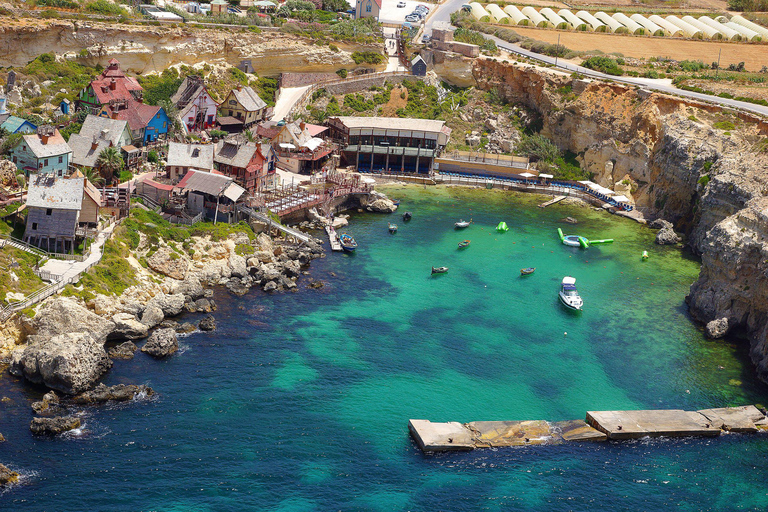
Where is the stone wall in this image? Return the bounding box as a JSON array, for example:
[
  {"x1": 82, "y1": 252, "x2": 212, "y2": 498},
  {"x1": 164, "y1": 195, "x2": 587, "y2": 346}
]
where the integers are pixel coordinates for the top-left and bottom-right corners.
[{"x1": 322, "y1": 74, "x2": 424, "y2": 95}]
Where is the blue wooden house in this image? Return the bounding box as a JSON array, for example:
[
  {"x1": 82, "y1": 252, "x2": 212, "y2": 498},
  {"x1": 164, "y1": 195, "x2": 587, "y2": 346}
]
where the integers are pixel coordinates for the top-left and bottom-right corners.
[
  {"x1": 1, "y1": 115, "x2": 37, "y2": 134},
  {"x1": 10, "y1": 126, "x2": 73, "y2": 177},
  {"x1": 59, "y1": 98, "x2": 71, "y2": 115},
  {"x1": 100, "y1": 100, "x2": 170, "y2": 146}
]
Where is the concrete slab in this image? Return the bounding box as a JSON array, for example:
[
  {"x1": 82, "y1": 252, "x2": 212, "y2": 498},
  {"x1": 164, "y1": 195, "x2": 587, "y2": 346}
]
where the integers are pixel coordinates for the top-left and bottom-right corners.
[
  {"x1": 467, "y1": 420, "x2": 551, "y2": 447},
  {"x1": 551, "y1": 420, "x2": 608, "y2": 442},
  {"x1": 408, "y1": 419, "x2": 474, "y2": 452},
  {"x1": 698, "y1": 405, "x2": 766, "y2": 433},
  {"x1": 586, "y1": 409, "x2": 721, "y2": 439}
]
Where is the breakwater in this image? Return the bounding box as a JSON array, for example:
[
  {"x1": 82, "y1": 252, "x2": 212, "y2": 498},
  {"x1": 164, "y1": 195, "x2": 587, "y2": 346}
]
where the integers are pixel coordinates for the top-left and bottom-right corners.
[{"x1": 410, "y1": 405, "x2": 768, "y2": 452}]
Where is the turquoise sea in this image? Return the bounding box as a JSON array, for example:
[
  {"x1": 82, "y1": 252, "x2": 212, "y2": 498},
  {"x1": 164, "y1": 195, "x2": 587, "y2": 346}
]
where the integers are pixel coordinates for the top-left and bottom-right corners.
[{"x1": 2, "y1": 185, "x2": 768, "y2": 511}]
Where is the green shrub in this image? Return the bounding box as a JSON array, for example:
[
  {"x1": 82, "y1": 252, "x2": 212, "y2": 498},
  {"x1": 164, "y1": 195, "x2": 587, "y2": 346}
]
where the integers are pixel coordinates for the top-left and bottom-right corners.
[
  {"x1": 209, "y1": 129, "x2": 228, "y2": 139},
  {"x1": 84, "y1": 0, "x2": 129, "y2": 16},
  {"x1": 713, "y1": 121, "x2": 735, "y2": 130},
  {"x1": 351, "y1": 51, "x2": 384, "y2": 65},
  {"x1": 581, "y1": 56, "x2": 623, "y2": 76},
  {"x1": 147, "y1": 150, "x2": 158, "y2": 163},
  {"x1": 336, "y1": 68, "x2": 348, "y2": 78},
  {"x1": 698, "y1": 174, "x2": 711, "y2": 187}
]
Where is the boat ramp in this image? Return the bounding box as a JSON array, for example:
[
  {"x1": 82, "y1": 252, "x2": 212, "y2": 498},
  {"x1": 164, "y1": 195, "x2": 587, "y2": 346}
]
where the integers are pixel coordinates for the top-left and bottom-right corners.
[
  {"x1": 409, "y1": 405, "x2": 768, "y2": 452},
  {"x1": 539, "y1": 195, "x2": 566, "y2": 208},
  {"x1": 325, "y1": 226, "x2": 343, "y2": 251}
]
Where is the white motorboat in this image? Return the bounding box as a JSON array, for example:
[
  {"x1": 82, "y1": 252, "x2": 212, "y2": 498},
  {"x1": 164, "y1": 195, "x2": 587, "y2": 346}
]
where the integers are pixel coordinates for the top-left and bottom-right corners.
[
  {"x1": 455, "y1": 220, "x2": 471, "y2": 228},
  {"x1": 559, "y1": 276, "x2": 583, "y2": 311}
]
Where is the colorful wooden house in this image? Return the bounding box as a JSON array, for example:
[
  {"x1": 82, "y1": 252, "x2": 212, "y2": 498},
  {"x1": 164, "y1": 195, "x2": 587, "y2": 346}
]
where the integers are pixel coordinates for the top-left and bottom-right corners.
[
  {"x1": 10, "y1": 126, "x2": 72, "y2": 177},
  {"x1": 170, "y1": 76, "x2": 219, "y2": 133},
  {"x1": 218, "y1": 86, "x2": 268, "y2": 129},
  {"x1": 78, "y1": 58, "x2": 143, "y2": 113},
  {"x1": 99, "y1": 100, "x2": 170, "y2": 146},
  {"x1": 214, "y1": 135, "x2": 275, "y2": 193}
]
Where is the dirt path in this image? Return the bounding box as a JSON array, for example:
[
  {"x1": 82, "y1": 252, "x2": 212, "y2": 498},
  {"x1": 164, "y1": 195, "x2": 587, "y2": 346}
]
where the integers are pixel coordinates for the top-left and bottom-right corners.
[{"x1": 508, "y1": 26, "x2": 768, "y2": 71}]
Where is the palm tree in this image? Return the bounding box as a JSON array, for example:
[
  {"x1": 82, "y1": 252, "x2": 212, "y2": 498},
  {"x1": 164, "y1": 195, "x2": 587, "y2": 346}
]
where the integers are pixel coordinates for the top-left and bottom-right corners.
[
  {"x1": 81, "y1": 166, "x2": 105, "y2": 187},
  {"x1": 96, "y1": 147, "x2": 123, "y2": 186}
]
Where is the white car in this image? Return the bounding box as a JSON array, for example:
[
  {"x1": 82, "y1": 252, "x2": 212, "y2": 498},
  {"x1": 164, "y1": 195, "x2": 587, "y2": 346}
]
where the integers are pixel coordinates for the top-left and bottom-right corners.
[
  {"x1": 405, "y1": 13, "x2": 420, "y2": 22},
  {"x1": 397, "y1": 1, "x2": 406, "y2": 7}
]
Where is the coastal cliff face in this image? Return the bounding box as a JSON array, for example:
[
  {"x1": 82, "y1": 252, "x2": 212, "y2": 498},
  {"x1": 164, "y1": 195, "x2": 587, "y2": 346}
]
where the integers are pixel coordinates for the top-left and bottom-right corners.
[
  {"x1": 0, "y1": 19, "x2": 382, "y2": 75},
  {"x1": 472, "y1": 58, "x2": 768, "y2": 381}
]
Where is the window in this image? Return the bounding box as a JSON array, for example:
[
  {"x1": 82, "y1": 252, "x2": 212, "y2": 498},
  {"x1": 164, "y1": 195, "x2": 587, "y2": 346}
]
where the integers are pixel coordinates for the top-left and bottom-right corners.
[
  {"x1": 22, "y1": 145, "x2": 26, "y2": 151},
  {"x1": 366, "y1": 1, "x2": 371, "y2": 11},
  {"x1": 156, "y1": 113, "x2": 161, "y2": 119},
  {"x1": 12, "y1": 157, "x2": 16, "y2": 164},
  {"x1": 46, "y1": 208, "x2": 52, "y2": 216},
  {"x1": 58, "y1": 156, "x2": 63, "y2": 164},
  {"x1": 163, "y1": 122, "x2": 167, "y2": 129},
  {"x1": 31, "y1": 222, "x2": 37, "y2": 230},
  {"x1": 229, "y1": 100, "x2": 237, "y2": 105},
  {"x1": 44, "y1": 159, "x2": 48, "y2": 167}
]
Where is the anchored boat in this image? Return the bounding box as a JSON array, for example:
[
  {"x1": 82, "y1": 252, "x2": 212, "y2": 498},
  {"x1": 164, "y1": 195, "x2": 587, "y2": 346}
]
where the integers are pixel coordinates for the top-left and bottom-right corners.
[
  {"x1": 455, "y1": 220, "x2": 470, "y2": 228},
  {"x1": 520, "y1": 267, "x2": 535, "y2": 275},
  {"x1": 339, "y1": 233, "x2": 357, "y2": 252},
  {"x1": 403, "y1": 212, "x2": 412, "y2": 221},
  {"x1": 559, "y1": 276, "x2": 583, "y2": 311},
  {"x1": 431, "y1": 266, "x2": 449, "y2": 274},
  {"x1": 496, "y1": 221, "x2": 509, "y2": 232},
  {"x1": 457, "y1": 240, "x2": 470, "y2": 249},
  {"x1": 388, "y1": 223, "x2": 398, "y2": 233}
]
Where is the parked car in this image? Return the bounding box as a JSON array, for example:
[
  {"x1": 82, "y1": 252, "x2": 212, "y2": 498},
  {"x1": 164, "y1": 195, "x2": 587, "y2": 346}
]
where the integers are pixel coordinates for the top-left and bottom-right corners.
[
  {"x1": 415, "y1": 4, "x2": 429, "y2": 12},
  {"x1": 405, "y1": 13, "x2": 420, "y2": 22},
  {"x1": 421, "y1": 34, "x2": 431, "y2": 43},
  {"x1": 397, "y1": 1, "x2": 406, "y2": 6}
]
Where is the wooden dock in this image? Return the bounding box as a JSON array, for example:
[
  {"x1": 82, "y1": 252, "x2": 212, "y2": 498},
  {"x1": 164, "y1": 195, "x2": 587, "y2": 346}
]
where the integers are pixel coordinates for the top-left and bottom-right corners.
[
  {"x1": 409, "y1": 405, "x2": 768, "y2": 452},
  {"x1": 325, "y1": 226, "x2": 342, "y2": 252},
  {"x1": 539, "y1": 195, "x2": 566, "y2": 208}
]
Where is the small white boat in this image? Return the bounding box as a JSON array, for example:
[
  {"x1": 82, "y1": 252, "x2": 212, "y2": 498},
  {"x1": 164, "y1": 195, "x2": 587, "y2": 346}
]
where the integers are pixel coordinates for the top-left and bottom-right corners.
[
  {"x1": 455, "y1": 220, "x2": 470, "y2": 228},
  {"x1": 559, "y1": 276, "x2": 583, "y2": 311}
]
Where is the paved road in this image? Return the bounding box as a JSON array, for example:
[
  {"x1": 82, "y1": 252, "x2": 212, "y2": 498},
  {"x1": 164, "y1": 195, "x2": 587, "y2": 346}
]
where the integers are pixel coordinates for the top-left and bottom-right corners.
[{"x1": 423, "y1": 2, "x2": 768, "y2": 118}]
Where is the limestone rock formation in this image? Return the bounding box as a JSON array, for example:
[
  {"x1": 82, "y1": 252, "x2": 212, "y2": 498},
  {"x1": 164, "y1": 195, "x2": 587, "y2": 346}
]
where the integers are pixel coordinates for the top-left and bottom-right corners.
[
  {"x1": 0, "y1": 463, "x2": 19, "y2": 485},
  {"x1": 146, "y1": 293, "x2": 186, "y2": 317},
  {"x1": 706, "y1": 318, "x2": 730, "y2": 339},
  {"x1": 169, "y1": 274, "x2": 205, "y2": 300},
  {"x1": 10, "y1": 332, "x2": 112, "y2": 395},
  {"x1": 140, "y1": 304, "x2": 164, "y2": 328},
  {"x1": 29, "y1": 416, "x2": 81, "y2": 436},
  {"x1": 72, "y1": 383, "x2": 154, "y2": 404},
  {"x1": 148, "y1": 248, "x2": 188, "y2": 280},
  {"x1": 31, "y1": 390, "x2": 60, "y2": 415},
  {"x1": 141, "y1": 328, "x2": 178, "y2": 358},
  {"x1": 198, "y1": 315, "x2": 217, "y2": 332},
  {"x1": 25, "y1": 297, "x2": 115, "y2": 343},
  {"x1": 108, "y1": 341, "x2": 138, "y2": 360},
  {"x1": 366, "y1": 198, "x2": 397, "y2": 213},
  {"x1": 109, "y1": 313, "x2": 149, "y2": 340},
  {"x1": 655, "y1": 226, "x2": 681, "y2": 245}
]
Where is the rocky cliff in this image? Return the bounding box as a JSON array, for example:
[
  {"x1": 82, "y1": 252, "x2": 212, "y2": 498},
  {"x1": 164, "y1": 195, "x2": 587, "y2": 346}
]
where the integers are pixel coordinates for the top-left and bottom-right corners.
[
  {"x1": 472, "y1": 58, "x2": 768, "y2": 382},
  {"x1": 0, "y1": 18, "x2": 383, "y2": 75}
]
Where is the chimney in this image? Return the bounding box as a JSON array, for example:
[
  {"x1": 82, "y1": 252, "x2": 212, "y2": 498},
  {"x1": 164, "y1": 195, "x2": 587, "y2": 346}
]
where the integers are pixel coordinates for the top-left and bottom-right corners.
[
  {"x1": 111, "y1": 110, "x2": 119, "y2": 120},
  {"x1": 236, "y1": 84, "x2": 242, "y2": 92},
  {"x1": 91, "y1": 136, "x2": 99, "y2": 151},
  {"x1": 109, "y1": 79, "x2": 116, "y2": 91},
  {"x1": 41, "y1": 133, "x2": 49, "y2": 145},
  {"x1": 101, "y1": 128, "x2": 109, "y2": 140},
  {"x1": 300, "y1": 121, "x2": 306, "y2": 132}
]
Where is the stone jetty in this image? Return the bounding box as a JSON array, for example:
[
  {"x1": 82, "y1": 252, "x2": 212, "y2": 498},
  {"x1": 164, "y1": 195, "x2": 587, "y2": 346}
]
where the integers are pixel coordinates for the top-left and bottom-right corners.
[{"x1": 409, "y1": 405, "x2": 768, "y2": 453}]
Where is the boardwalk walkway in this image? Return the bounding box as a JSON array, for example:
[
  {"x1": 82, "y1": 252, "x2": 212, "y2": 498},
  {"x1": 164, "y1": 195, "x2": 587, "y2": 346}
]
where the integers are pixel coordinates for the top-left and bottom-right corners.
[
  {"x1": 236, "y1": 205, "x2": 312, "y2": 244},
  {"x1": 0, "y1": 222, "x2": 119, "y2": 321}
]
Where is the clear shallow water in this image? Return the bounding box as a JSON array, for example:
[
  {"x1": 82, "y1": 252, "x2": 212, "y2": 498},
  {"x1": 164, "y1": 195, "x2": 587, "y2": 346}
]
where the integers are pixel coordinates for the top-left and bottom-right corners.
[{"x1": 2, "y1": 185, "x2": 768, "y2": 511}]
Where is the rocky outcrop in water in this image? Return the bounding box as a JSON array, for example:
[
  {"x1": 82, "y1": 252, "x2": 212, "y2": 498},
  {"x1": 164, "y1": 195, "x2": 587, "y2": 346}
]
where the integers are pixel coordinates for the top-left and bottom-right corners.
[
  {"x1": 31, "y1": 391, "x2": 60, "y2": 415},
  {"x1": 10, "y1": 332, "x2": 112, "y2": 395},
  {"x1": 108, "y1": 341, "x2": 138, "y2": 360},
  {"x1": 29, "y1": 416, "x2": 80, "y2": 436},
  {"x1": 0, "y1": 463, "x2": 19, "y2": 485},
  {"x1": 198, "y1": 315, "x2": 217, "y2": 332},
  {"x1": 141, "y1": 328, "x2": 178, "y2": 358},
  {"x1": 72, "y1": 383, "x2": 154, "y2": 404},
  {"x1": 24, "y1": 297, "x2": 115, "y2": 343},
  {"x1": 109, "y1": 313, "x2": 148, "y2": 341}
]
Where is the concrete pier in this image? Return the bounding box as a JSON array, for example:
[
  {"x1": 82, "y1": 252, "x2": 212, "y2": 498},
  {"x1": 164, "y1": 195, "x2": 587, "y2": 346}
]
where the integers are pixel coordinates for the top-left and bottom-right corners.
[{"x1": 409, "y1": 405, "x2": 767, "y2": 453}]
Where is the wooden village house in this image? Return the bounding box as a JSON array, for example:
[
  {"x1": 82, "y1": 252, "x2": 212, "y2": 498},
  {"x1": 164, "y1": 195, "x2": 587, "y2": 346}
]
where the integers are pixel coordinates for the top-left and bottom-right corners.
[
  {"x1": 10, "y1": 126, "x2": 72, "y2": 177},
  {"x1": 218, "y1": 86, "x2": 268, "y2": 129},
  {"x1": 22, "y1": 173, "x2": 102, "y2": 253},
  {"x1": 170, "y1": 76, "x2": 219, "y2": 133}
]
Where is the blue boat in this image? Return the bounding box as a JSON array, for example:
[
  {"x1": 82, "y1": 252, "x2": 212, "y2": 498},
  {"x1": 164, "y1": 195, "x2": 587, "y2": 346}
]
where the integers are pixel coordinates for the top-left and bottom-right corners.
[{"x1": 339, "y1": 233, "x2": 357, "y2": 252}]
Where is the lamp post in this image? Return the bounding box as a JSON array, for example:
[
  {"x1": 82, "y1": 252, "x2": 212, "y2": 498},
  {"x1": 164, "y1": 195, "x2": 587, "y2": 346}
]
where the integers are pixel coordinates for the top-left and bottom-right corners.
[{"x1": 554, "y1": 33, "x2": 561, "y2": 68}]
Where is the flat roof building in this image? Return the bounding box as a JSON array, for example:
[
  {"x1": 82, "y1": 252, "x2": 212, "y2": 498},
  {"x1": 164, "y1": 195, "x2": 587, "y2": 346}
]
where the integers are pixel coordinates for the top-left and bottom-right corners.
[{"x1": 326, "y1": 116, "x2": 451, "y2": 175}]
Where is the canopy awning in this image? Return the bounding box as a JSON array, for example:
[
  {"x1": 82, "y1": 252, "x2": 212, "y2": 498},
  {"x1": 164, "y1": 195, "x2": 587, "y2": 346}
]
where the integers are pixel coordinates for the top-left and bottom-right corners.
[
  {"x1": 612, "y1": 195, "x2": 629, "y2": 202},
  {"x1": 301, "y1": 137, "x2": 324, "y2": 151},
  {"x1": 519, "y1": 172, "x2": 535, "y2": 178},
  {"x1": 539, "y1": 173, "x2": 553, "y2": 178},
  {"x1": 279, "y1": 143, "x2": 296, "y2": 150}
]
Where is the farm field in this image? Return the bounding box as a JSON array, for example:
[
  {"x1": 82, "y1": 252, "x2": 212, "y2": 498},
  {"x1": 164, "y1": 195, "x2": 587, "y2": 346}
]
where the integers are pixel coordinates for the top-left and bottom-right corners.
[{"x1": 507, "y1": 26, "x2": 768, "y2": 70}]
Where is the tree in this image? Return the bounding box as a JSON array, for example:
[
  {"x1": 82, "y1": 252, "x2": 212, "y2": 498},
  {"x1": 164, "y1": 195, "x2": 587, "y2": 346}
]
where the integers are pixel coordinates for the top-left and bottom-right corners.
[
  {"x1": 158, "y1": 99, "x2": 182, "y2": 137},
  {"x1": 81, "y1": 166, "x2": 105, "y2": 187},
  {"x1": 96, "y1": 147, "x2": 123, "y2": 185}
]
